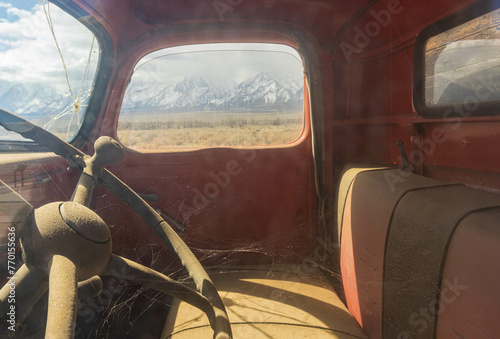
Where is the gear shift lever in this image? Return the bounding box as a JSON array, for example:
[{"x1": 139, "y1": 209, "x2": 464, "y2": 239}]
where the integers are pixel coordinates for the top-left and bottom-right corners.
[{"x1": 71, "y1": 136, "x2": 124, "y2": 206}]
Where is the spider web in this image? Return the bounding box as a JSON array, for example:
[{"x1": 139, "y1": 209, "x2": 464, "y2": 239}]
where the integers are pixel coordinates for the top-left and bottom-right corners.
[
  {"x1": 1, "y1": 189, "x2": 339, "y2": 339},
  {"x1": 0, "y1": 134, "x2": 340, "y2": 339}
]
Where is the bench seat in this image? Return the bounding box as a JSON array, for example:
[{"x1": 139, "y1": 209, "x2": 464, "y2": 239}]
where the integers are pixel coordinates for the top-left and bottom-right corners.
[{"x1": 339, "y1": 166, "x2": 500, "y2": 338}]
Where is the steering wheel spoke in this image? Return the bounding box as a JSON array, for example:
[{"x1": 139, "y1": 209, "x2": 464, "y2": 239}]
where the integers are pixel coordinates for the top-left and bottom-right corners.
[
  {"x1": 45, "y1": 255, "x2": 78, "y2": 339},
  {"x1": 104, "y1": 254, "x2": 219, "y2": 329}
]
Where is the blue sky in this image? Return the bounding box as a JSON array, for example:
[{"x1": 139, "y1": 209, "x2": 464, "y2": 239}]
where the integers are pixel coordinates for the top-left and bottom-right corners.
[
  {"x1": 0, "y1": 1, "x2": 38, "y2": 51},
  {"x1": 0, "y1": 0, "x2": 38, "y2": 12}
]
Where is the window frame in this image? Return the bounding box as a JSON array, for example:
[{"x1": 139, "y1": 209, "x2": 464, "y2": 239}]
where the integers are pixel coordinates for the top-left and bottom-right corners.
[
  {"x1": 0, "y1": 0, "x2": 114, "y2": 152},
  {"x1": 109, "y1": 28, "x2": 311, "y2": 153},
  {"x1": 413, "y1": 0, "x2": 500, "y2": 118}
]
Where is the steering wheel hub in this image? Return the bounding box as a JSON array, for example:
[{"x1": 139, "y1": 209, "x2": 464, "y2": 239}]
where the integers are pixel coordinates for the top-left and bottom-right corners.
[
  {"x1": 59, "y1": 202, "x2": 110, "y2": 243},
  {"x1": 20, "y1": 202, "x2": 112, "y2": 280}
]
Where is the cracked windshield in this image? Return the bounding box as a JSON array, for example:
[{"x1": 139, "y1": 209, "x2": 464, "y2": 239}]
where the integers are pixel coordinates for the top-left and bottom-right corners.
[
  {"x1": 117, "y1": 43, "x2": 304, "y2": 149},
  {"x1": 0, "y1": 0, "x2": 99, "y2": 142}
]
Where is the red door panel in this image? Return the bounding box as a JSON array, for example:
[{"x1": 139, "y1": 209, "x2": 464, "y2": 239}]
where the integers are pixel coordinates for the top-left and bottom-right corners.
[{"x1": 98, "y1": 141, "x2": 317, "y2": 269}]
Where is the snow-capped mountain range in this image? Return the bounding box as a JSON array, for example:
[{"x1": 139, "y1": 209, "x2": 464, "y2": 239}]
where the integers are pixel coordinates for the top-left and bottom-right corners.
[
  {"x1": 122, "y1": 71, "x2": 303, "y2": 112},
  {"x1": 0, "y1": 81, "x2": 73, "y2": 116},
  {"x1": 0, "y1": 71, "x2": 303, "y2": 117}
]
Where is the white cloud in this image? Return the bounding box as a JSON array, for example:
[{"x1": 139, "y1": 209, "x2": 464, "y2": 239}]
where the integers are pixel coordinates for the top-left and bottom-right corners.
[
  {"x1": 5, "y1": 6, "x2": 30, "y2": 18},
  {"x1": 0, "y1": 2, "x2": 99, "y2": 93},
  {"x1": 135, "y1": 43, "x2": 303, "y2": 85}
]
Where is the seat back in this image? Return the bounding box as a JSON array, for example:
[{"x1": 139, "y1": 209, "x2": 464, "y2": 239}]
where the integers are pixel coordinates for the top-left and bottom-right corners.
[{"x1": 339, "y1": 167, "x2": 500, "y2": 338}]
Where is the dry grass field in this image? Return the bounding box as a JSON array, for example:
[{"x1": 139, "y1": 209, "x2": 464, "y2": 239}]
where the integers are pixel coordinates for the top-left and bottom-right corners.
[
  {"x1": 117, "y1": 110, "x2": 304, "y2": 149},
  {"x1": 0, "y1": 110, "x2": 304, "y2": 149}
]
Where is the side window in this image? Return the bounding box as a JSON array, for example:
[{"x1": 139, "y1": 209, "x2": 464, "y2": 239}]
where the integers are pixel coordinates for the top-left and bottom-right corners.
[
  {"x1": 117, "y1": 43, "x2": 304, "y2": 149},
  {"x1": 415, "y1": 6, "x2": 500, "y2": 117},
  {"x1": 0, "y1": 1, "x2": 100, "y2": 141}
]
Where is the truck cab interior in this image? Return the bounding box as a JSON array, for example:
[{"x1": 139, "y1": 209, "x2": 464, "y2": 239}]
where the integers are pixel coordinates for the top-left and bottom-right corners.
[{"x1": 0, "y1": 0, "x2": 499, "y2": 338}]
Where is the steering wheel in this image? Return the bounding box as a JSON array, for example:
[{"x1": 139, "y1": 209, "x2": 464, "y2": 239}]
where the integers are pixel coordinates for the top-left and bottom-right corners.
[{"x1": 0, "y1": 109, "x2": 232, "y2": 339}]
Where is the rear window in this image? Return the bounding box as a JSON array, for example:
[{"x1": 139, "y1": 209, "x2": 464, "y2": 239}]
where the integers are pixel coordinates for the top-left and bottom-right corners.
[
  {"x1": 414, "y1": 6, "x2": 500, "y2": 117},
  {"x1": 117, "y1": 43, "x2": 304, "y2": 149}
]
